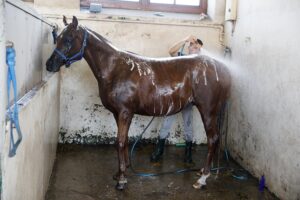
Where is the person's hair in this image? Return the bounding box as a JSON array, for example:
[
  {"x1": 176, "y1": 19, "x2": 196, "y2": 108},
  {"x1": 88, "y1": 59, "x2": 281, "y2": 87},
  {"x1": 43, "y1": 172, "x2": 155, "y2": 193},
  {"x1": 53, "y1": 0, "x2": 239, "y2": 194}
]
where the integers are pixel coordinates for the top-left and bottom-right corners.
[{"x1": 197, "y1": 39, "x2": 203, "y2": 46}]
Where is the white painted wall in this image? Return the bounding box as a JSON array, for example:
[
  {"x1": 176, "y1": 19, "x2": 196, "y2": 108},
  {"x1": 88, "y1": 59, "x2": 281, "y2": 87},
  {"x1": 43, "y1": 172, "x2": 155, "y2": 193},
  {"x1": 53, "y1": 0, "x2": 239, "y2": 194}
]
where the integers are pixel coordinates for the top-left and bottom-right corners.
[
  {"x1": 42, "y1": 12, "x2": 225, "y2": 145},
  {"x1": 5, "y1": 0, "x2": 52, "y2": 100},
  {"x1": 0, "y1": 0, "x2": 7, "y2": 196},
  {"x1": 224, "y1": 0, "x2": 300, "y2": 199},
  {"x1": 1, "y1": 1, "x2": 60, "y2": 200},
  {"x1": 2, "y1": 74, "x2": 60, "y2": 200},
  {"x1": 0, "y1": 0, "x2": 6, "y2": 148},
  {"x1": 207, "y1": 0, "x2": 226, "y2": 23}
]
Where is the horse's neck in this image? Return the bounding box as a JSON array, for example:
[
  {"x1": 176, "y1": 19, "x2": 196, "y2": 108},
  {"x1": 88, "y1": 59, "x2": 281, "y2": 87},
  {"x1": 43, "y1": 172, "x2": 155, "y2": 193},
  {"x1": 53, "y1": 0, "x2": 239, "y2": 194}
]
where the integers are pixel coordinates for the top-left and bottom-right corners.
[
  {"x1": 83, "y1": 29, "x2": 119, "y2": 81},
  {"x1": 88, "y1": 29, "x2": 118, "y2": 52}
]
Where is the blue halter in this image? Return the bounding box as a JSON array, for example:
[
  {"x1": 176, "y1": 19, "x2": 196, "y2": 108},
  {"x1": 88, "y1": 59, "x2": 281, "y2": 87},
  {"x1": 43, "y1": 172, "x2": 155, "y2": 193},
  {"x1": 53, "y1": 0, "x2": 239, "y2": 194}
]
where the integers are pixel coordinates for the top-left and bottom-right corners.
[{"x1": 54, "y1": 29, "x2": 88, "y2": 67}]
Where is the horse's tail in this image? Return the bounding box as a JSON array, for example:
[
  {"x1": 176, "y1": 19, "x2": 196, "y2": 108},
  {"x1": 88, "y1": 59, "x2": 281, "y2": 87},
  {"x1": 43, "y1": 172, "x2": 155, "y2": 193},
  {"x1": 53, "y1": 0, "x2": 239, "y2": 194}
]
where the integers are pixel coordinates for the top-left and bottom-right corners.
[
  {"x1": 217, "y1": 101, "x2": 229, "y2": 137},
  {"x1": 214, "y1": 101, "x2": 229, "y2": 173},
  {"x1": 217, "y1": 100, "x2": 230, "y2": 162}
]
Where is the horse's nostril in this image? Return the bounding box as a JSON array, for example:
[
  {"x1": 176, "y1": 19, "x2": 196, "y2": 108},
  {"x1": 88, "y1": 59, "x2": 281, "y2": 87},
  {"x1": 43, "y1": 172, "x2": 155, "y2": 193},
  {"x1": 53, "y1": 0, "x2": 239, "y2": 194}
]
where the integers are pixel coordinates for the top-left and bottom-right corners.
[
  {"x1": 46, "y1": 60, "x2": 50, "y2": 66},
  {"x1": 46, "y1": 59, "x2": 53, "y2": 69},
  {"x1": 46, "y1": 63, "x2": 52, "y2": 72}
]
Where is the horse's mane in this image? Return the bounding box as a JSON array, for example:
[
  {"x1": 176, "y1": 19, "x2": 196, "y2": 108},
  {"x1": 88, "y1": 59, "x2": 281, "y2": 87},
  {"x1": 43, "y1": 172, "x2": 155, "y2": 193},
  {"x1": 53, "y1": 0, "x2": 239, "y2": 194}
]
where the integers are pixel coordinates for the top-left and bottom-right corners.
[
  {"x1": 83, "y1": 26, "x2": 205, "y2": 62},
  {"x1": 86, "y1": 28, "x2": 111, "y2": 44},
  {"x1": 84, "y1": 27, "x2": 119, "y2": 51}
]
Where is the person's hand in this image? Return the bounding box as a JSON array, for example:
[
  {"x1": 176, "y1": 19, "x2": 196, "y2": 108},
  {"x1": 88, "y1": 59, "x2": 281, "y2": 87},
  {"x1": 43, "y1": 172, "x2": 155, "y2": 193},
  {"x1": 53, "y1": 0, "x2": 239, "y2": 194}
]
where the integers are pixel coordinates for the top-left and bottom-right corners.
[{"x1": 185, "y1": 35, "x2": 197, "y2": 43}]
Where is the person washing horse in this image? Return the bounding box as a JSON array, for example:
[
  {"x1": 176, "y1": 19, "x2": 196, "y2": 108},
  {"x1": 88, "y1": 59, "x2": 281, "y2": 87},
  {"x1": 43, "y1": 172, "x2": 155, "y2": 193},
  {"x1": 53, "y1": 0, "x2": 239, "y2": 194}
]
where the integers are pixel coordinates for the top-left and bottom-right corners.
[{"x1": 150, "y1": 35, "x2": 203, "y2": 164}]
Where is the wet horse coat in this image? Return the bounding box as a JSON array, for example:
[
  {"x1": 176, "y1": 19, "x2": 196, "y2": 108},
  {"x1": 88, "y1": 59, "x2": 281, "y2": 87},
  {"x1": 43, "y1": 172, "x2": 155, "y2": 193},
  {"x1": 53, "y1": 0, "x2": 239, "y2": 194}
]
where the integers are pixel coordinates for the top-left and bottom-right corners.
[{"x1": 46, "y1": 16, "x2": 231, "y2": 190}]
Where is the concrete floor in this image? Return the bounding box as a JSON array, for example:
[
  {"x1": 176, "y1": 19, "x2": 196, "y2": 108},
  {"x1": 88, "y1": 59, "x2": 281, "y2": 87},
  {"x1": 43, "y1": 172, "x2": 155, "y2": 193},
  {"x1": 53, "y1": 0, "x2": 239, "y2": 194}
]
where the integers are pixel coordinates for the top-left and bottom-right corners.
[{"x1": 46, "y1": 144, "x2": 278, "y2": 200}]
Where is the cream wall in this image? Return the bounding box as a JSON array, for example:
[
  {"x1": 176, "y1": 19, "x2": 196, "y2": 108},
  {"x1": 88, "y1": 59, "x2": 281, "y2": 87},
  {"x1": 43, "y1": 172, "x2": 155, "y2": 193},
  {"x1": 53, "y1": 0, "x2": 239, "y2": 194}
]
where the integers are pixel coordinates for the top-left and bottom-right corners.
[
  {"x1": 34, "y1": 0, "x2": 79, "y2": 9},
  {"x1": 224, "y1": 0, "x2": 300, "y2": 199}
]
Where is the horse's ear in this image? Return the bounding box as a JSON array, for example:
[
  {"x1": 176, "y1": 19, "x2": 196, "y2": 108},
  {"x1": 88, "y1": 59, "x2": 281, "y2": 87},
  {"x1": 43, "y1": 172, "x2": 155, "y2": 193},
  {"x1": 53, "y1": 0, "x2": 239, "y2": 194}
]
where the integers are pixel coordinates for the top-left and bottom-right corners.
[
  {"x1": 63, "y1": 15, "x2": 68, "y2": 26},
  {"x1": 72, "y1": 16, "x2": 78, "y2": 28}
]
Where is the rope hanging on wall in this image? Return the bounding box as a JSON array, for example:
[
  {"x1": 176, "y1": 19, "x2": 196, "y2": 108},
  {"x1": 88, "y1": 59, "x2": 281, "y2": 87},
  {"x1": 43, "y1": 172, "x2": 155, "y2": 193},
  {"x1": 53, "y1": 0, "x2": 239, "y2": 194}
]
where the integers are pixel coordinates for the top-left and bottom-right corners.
[{"x1": 6, "y1": 42, "x2": 23, "y2": 157}]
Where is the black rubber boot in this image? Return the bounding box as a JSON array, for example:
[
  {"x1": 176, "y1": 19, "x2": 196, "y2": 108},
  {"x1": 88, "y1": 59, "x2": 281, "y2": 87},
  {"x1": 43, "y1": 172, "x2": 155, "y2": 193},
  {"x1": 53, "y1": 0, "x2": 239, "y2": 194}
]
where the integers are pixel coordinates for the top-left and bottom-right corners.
[
  {"x1": 184, "y1": 141, "x2": 193, "y2": 163},
  {"x1": 150, "y1": 139, "x2": 166, "y2": 162}
]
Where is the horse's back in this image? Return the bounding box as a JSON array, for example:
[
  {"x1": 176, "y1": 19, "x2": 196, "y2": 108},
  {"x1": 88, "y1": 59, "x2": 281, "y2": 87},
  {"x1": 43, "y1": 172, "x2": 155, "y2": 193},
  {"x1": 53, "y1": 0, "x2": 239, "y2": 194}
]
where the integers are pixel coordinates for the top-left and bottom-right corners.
[
  {"x1": 191, "y1": 55, "x2": 231, "y2": 108},
  {"x1": 113, "y1": 52, "x2": 231, "y2": 115}
]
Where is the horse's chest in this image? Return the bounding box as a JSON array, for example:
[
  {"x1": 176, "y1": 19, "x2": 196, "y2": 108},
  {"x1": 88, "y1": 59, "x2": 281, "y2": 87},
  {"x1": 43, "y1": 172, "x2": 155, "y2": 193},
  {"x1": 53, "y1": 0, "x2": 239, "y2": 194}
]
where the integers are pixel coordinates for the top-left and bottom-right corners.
[{"x1": 99, "y1": 82, "x2": 135, "y2": 107}]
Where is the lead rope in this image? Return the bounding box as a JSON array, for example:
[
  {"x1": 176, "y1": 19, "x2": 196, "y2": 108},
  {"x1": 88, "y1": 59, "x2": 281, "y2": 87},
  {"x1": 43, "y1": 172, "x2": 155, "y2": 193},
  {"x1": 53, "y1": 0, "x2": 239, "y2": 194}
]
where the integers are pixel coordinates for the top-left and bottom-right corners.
[{"x1": 6, "y1": 43, "x2": 23, "y2": 157}]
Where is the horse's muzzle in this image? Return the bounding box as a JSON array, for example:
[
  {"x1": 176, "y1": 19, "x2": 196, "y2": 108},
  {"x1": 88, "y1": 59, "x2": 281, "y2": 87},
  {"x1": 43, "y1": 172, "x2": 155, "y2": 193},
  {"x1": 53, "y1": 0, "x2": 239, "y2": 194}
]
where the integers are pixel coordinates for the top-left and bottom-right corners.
[
  {"x1": 46, "y1": 60, "x2": 53, "y2": 72},
  {"x1": 46, "y1": 58, "x2": 54, "y2": 71},
  {"x1": 46, "y1": 59, "x2": 60, "y2": 72}
]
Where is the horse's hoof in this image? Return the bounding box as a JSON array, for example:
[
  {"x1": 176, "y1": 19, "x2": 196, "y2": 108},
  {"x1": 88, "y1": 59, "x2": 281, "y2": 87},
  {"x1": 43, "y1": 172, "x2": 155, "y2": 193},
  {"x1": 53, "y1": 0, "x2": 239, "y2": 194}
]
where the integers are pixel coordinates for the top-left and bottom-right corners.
[
  {"x1": 115, "y1": 182, "x2": 127, "y2": 190},
  {"x1": 192, "y1": 182, "x2": 206, "y2": 190}
]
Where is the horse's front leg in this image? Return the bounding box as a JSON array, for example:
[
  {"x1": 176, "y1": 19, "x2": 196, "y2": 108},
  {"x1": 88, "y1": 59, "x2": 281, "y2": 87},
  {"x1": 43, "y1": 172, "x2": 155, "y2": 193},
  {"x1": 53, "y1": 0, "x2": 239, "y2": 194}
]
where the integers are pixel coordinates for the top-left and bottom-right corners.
[{"x1": 114, "y1": 110, "x2": 133, "y2": 190}]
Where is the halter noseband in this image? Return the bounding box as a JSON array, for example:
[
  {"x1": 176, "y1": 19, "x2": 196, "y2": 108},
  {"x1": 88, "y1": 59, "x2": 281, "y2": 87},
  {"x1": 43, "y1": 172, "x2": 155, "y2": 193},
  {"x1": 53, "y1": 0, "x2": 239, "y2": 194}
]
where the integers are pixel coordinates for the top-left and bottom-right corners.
[{"x1": 54, "y1": 29, "x2": 88, "y2": 67}]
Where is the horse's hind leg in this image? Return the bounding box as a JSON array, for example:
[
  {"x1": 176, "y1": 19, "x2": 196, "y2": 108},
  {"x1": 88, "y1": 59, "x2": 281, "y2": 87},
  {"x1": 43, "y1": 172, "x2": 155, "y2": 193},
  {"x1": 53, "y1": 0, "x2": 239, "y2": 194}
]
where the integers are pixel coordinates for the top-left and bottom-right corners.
[
  {"x1": 125, "y1": 136, "x2": 130, "y2": 168},
  {"x1": 114, "y1": 110, "x2": 133, "y2": 190},
  {"x1": 193, "y1": 106, "x2": 220, "y2": 189}
]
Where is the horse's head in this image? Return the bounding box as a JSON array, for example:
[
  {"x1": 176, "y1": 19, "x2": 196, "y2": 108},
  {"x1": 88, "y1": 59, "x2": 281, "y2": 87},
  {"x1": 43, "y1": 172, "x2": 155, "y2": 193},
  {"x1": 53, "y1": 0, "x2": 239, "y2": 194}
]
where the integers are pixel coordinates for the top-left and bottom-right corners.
[{"x1": 46, "y1": 16, "x2": 87, "y2": 72}]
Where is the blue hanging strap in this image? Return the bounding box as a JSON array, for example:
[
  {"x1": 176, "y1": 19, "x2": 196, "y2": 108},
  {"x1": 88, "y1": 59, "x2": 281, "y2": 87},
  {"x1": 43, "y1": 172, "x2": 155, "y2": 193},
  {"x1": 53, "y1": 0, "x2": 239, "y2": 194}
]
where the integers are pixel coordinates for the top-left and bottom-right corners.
[
  {"x1": 6, "y1": 44, "x2": 23, "y2": 157},
  {"x1": 52, "y1": 26, "x2": 58, "y2": 44},
  {"x1": 178, "y1": 43, "x2": 185, "y2": 56}
]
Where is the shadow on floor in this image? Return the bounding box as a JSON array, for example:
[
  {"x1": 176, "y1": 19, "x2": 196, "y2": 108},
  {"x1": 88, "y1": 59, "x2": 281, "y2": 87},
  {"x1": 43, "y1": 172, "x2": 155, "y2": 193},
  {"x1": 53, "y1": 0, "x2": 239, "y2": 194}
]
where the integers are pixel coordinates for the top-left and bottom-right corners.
[{"x1": 46, "y1": 144, "x2": 278, "y2": 200}]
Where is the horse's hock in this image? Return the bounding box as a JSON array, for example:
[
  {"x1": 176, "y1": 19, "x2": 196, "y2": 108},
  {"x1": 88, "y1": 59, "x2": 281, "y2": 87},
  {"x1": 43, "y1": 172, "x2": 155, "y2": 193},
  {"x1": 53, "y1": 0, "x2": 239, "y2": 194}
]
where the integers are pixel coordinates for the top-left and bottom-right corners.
[{"x1": 0, "y1": 0, "x2": 298, "y2": 200}]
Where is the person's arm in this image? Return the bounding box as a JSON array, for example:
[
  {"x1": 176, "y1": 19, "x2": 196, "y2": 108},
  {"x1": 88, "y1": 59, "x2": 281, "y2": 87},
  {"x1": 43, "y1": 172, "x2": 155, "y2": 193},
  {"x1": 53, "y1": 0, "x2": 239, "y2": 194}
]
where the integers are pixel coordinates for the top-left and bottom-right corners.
[{"x1": 168, "y1": 35, "x2": 198, "y2": 57}]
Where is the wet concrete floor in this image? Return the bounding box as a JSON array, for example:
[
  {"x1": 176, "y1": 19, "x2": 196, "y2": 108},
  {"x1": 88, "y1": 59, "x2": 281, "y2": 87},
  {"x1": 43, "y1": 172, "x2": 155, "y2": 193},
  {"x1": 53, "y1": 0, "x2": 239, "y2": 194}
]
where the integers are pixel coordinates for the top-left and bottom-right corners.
[{"x1": 46, "y1": 144, "x2": 278, "y2": 200}]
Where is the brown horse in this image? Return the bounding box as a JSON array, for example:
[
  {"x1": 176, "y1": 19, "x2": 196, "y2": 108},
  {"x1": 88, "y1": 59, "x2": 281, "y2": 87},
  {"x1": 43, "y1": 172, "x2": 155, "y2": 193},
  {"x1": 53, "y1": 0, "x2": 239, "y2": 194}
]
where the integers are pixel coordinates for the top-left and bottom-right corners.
[{"x1": 46, "y1": 16, "x2": 231, "y2": 190}]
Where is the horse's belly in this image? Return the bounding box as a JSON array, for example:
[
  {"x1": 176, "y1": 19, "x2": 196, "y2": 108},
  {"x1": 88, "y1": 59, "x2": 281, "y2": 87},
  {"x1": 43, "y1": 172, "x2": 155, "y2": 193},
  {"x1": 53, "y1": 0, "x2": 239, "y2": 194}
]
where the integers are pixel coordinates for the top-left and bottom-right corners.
[{"x1": 136, "y1": 94, "x2": 192, "y2": 117}]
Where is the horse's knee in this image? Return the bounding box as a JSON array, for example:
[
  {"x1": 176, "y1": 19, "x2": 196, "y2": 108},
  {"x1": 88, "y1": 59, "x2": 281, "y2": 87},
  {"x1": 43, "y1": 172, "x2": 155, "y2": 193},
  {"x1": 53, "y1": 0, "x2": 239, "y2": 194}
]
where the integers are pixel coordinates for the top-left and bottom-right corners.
[
  {"x1": 119, "y1": 110, "x2": 132, "y2": 122},
  {"x1": 115, "y1": 141, "x2": 124, "y2": 150},
  {"x1": 208, "y1": 134, "x2": 219, "y2": 146},
  {"x1": 119, "y1": 142, "x2": 124, "y2": 148}
]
